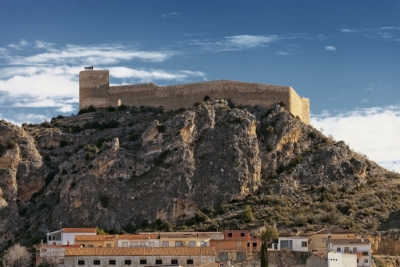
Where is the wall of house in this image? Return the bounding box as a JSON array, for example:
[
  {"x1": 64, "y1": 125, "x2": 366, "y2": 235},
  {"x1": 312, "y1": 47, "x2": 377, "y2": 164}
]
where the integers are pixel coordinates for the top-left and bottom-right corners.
[
  {"x1": 309, "y1": 233, "x2": 356, "y2": 253},
  {"x1": 278, "y1": 237, "x2": 308, "y2": 252},
  {"x1": 63, "y1": 254, "x2": 215, "y2": 267},
  {"x1": 117, "y1": 239, "x2": 160, "y2": 247},
  {"x1": 79, "y1": 70, "x2": 310, "y2": 124}
]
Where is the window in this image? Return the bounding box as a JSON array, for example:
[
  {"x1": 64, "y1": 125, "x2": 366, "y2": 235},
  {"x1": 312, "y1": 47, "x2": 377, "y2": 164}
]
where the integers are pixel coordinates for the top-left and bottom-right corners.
[
  {"x1": 175, "y1": 241, "x2": 182, "y2": 247},
  {"x1": 171, "y1": 259, "x2": 178, "y2": 264},
  {"x1": 253, "y1": 242, "x2": 257, "y2": 247},
  {"x1": 156, "y1": 260, "x2": 163, "y2": 264},
  {"x1": 81, "y1": 244, "x2": 85, "y2": 247},
  {"x1": 337, "y1": 247, "x2": 341, "y2": 252},
  {"x1": 201, "y1": 241, "x2": 207, "y2": 247},
  {"x1": 353, "y1": 247, "x2": 357, "y2": 253},
  {"x1": 125, "y1": 260, "x2": 132, "y2": 265},
  {"x1": 130, "y1": 242, "x2": 138, "y2": 247},
  {"x1": 228, "y1": 233, "x2": 233, "y2": 237},
  {"x1": 107, "y1": 244, "x2": 112, "y2": 247},
  {"x1": 140, "y1": 242, "x2": 146, "y2": 247},
  {"x1": 344, "y1": 247, "x2": 349, "y2": 253},
  {"x1": 241, "y1": 233, "x2": 245, "y2": 237},
  {"x1": 140, "y1": 260, "x2": 147, "y2": 265},
  {"x1": 357, "y1": 259, "x2": 359, "y2": 263},
  {"x1": 88, "y1": 244, "x2": 94, "y2": 247},
  {"x1": 247, "y1": 242, "x2": 250, "y2": 247},
  {"x1": 94, "y1": 260, "x2": 100, "y2": 265},
  {"x1": 362, "y1": 252, "x2": 369, "y2": 256},
  {"x1": 149, "y1": 242, "x2": 155, "y2": 247},
  {"x1": 189, "y1": 241, "x2": 196, "y2": 247},
  {"x1": 109, "y1": 260, "x2": 116, "y2": 265},
  {"x1": 78, "y1": 260, "x2": 85, "y2": 265},
  {"x1": 162, "y1": 241, "x2": 169, "y2": 247},
  {"x1": 302, "y1": 242, "x2": 307, "y2": 247},
  {"x1": 187, "y1": 259, "x2": 194, "y2": 264},
  {"x1": 322, "y1": 238, "x2": 327, "y2": 243},
  {"x1": 122, "y1": 242, "x2": 128, "y2": 247},
  {"x1": 365, "y1": 259, "x2": 369, "y2": 263}
]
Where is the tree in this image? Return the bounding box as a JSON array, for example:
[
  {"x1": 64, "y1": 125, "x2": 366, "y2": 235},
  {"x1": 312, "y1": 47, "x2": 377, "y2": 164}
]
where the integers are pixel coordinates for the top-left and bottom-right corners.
[
  {"x1": 242, "y1": 205, "x2": 255, "y2": 223},
  {"x1": 261, "y1": 226, "x2": 279, "y2": 243},
  {"x1": 260, "y1": 241, "x2": 269, "y2": 267},
  {"x1": 2, "y1": 243, "x2": 31, "y2": 267}
]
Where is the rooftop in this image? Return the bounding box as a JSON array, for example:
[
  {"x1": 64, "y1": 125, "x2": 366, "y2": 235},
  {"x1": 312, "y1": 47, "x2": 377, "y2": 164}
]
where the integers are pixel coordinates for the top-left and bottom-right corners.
[
  {"x1": 62, "y1": 228, "x2": 96, "y2": 233},
  {"x1": 75, "y1": 235, "x2": 116, "y2": 241},
  {"x1": 329, "y1": 239, "x2": 371, "y2": 245},
  {"x1": 310, "y1": 228, "x2": 356, "y2": 235}
]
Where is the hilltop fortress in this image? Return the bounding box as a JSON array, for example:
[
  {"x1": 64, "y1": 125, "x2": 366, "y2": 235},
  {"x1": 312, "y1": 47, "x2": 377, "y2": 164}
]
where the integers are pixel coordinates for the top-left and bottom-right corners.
[{"x1": 79, "y1": 70, "x2": 310, "y2": 124}]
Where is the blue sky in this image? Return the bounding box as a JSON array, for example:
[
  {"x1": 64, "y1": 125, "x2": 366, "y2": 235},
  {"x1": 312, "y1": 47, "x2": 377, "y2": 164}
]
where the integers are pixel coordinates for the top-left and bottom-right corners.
[{"x1": 1, "y1": 0, "x2": 399, "y2": 171}]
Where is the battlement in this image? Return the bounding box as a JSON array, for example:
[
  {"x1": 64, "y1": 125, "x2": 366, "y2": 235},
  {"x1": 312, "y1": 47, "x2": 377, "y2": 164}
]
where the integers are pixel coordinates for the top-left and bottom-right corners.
[{"x1": 79, "y1": 70, "x2": 310, "y2": 124}]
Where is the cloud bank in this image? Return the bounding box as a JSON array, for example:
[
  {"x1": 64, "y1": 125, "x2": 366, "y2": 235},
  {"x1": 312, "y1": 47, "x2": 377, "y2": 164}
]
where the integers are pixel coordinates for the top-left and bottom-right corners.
[
  {"x1": 311, "y1": 105, "x2": 400, "y2": 172},
  {"x1": 0, "y1": 40, "x2": 206, "y2": 123}
]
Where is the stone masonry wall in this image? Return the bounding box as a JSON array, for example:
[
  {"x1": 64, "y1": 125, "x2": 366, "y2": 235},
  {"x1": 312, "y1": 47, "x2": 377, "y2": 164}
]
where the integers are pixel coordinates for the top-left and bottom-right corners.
[{"x1": 79, "y1": 70, "x2": 310, "y2": 124}]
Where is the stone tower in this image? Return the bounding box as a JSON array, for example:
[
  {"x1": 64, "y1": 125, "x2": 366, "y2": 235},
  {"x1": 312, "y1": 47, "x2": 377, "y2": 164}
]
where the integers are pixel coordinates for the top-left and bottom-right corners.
[{"x1": 79, "y1": 70, "x2": 110, "y2": 110}]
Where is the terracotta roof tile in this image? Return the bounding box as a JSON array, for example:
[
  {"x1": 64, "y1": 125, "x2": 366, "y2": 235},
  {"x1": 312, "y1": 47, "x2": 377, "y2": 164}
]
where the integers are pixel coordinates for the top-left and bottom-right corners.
[
  {"x1": 118, "y1": 234, "x2": 160, "y2": 240},
  {"x1": 62, "y1": 228, "x2": 96, "y2": 233},
  {"x1": 311, "y1": 228, "x2": 356, "y2": 235},
  {"x1": 159, "y1": 233, "x2": 209, "y2": 239},
  {"x1": 64, "y1": 247, "x2": 215, "y2": 256},
  {"x1": 40, "y1": 244, "x2": 81, "y2": 248},
  {"x1": 75, "y1": 235, "x2": 115, "y2": 241}
]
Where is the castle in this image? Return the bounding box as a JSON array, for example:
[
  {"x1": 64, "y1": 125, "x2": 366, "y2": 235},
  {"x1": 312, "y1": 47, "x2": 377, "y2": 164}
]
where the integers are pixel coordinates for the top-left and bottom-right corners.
[{"x1": 79, "y1": 70, "x2": 310, "y2": 124}]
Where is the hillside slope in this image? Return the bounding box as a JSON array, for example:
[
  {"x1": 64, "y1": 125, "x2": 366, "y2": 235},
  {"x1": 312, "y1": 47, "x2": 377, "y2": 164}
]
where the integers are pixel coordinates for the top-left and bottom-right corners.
[{"x1": 0, "y1": 100, "x2": 399, "y2": 250}]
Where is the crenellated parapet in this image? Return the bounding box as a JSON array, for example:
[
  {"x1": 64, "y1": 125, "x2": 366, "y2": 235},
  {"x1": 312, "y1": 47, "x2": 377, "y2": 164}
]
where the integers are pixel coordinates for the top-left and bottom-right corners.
[{"x1": 79, "y1": 70, "x2": 310, "y2": 124}]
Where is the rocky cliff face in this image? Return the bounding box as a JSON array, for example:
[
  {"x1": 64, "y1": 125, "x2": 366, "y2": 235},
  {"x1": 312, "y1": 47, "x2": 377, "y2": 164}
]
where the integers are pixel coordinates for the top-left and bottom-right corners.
[{"x1": 0, "y1": 100, "x2": 399, "y2": 250}]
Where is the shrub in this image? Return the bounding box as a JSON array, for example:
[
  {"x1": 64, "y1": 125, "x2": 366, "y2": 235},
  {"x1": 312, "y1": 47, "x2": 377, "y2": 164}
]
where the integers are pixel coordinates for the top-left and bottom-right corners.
[
  {"x1": 99, "y1": 195, "x2": 109, "y2": 208},
  {"x1": 129, "y1": 133, "x2": 140, "y2": 142},
  {"x1": 7, "y1": 139, "x2": 17, "y2": 149},
  {"x1": 45, "y1": 172, "x2": 55, "y2": 186},
  {"x1": 108, "y1": 106, "x2": 116, "y2": 112},
  {"x1": 118, "y1": 104, "x2": 127, "y2": 111},
  {"x1": 59, "y1": 140, "x2": 69, "y2": 147},
  {"x1": 78, "y1": 105, "x2": 96, "y2": 115},
  {"x1": 241, "y1": 205, "x2": 255, "y2": 223},
  {"x1": 157, "y1": 124, "x2": 166, "y2": 133}
]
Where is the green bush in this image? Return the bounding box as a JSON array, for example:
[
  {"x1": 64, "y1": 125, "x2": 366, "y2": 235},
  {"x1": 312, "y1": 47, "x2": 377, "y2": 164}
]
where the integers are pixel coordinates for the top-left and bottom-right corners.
[
  {"x1": 241, "y1": 205, "x2": 255, "y2": 223},
  {"x1": 7, "y1": 139, "x2": 17, "y2": 149}
]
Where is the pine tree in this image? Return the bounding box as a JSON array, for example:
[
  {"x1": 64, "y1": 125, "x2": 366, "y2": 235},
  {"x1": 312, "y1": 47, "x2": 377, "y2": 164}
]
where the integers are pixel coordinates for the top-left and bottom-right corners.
[{"x1": 261, "y1": 241, "x2": 268, "y2": 267}]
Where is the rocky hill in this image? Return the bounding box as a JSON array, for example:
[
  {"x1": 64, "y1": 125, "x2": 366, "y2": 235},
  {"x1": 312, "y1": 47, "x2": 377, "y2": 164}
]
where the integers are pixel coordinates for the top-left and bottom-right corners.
[{"x1": 0, "y1": 100, "x2": 399, "y2": 251}]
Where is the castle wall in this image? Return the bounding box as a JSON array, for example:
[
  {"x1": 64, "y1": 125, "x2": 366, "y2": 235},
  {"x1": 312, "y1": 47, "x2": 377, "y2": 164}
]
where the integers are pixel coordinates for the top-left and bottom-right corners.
[{"x1": 79, "y1": 70, "x2": 310, "y2": 124}]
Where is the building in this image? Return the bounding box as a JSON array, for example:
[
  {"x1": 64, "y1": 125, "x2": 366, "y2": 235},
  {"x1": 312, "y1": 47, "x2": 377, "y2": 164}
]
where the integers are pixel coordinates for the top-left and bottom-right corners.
[
  {"x1": 326, "y1": 239, "x2": 372, "y2": 267},
  {"x1": 210, "y1": 230, "x2": 260, "y2": 263},
  {"x1": 79, "y1": 70, "x2": 310, "y2": 124},
  {"x1": 278, "y1": 236, "x2": 308, "y2": 252},
  {"x1": 118, "y1": 234, "x2": 160, "y2": 247},
  {"x1": 75, "y1": 235, "x2": 117, "y2": 248},
  {"x1": 63, "y1": 247, "x2": 216, "y2": 267},
  {"x1": 38, "y1": 244, "x2": 81, "y2": 267},
  {"x1": 46, "y1": 228, "x2": 96, "y2": 246},
  {"x1": 307, "y1": 251, "x2": 357, "y2": 267},
  {"x1": 159, "y1": 233, "x2": 210, "y2": 248},
  {"x1": 308, "y1": 228, "x2": 356, "y2": 254}
]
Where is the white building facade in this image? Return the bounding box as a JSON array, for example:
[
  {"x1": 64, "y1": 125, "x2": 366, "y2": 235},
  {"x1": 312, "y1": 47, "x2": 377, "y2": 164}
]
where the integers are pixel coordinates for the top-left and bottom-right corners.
[
  {"x1": 278, "y1": 237, "x2": 308, "y2": 252},
  {"x1": 327, "y1": 239, "x2": 372, "y2": 267}
]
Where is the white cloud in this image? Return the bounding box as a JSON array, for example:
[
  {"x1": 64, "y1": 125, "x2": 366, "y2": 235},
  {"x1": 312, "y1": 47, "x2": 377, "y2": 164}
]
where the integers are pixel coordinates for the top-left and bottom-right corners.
[
  {"x1": 225, "y1": 35, "x2": 278, "y2": 49},
  {"x1": 276, "y1": 52, "x2": 290, "y2": 56},
  {"x1": 7, "y1": 39, "x2": 30, "y2": 50},
  {"x1": 325, "y1": 46, "x2": 337, "y2": 51},
  {"x1": 340, "y1": 29, "x2": 357, "y2": 33},
  {"x1": 311, "y1": 105, "x2": 400, "y2": 172},
  {"x1": 109, "y1": 67, "x2": 205, "y2": 82},
  {"x1": 0, "y1": 40, "x2": 206, "y2": 113},
  {"x1": 162, "y1": 12, "x2": 179, "y2": 18}
]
